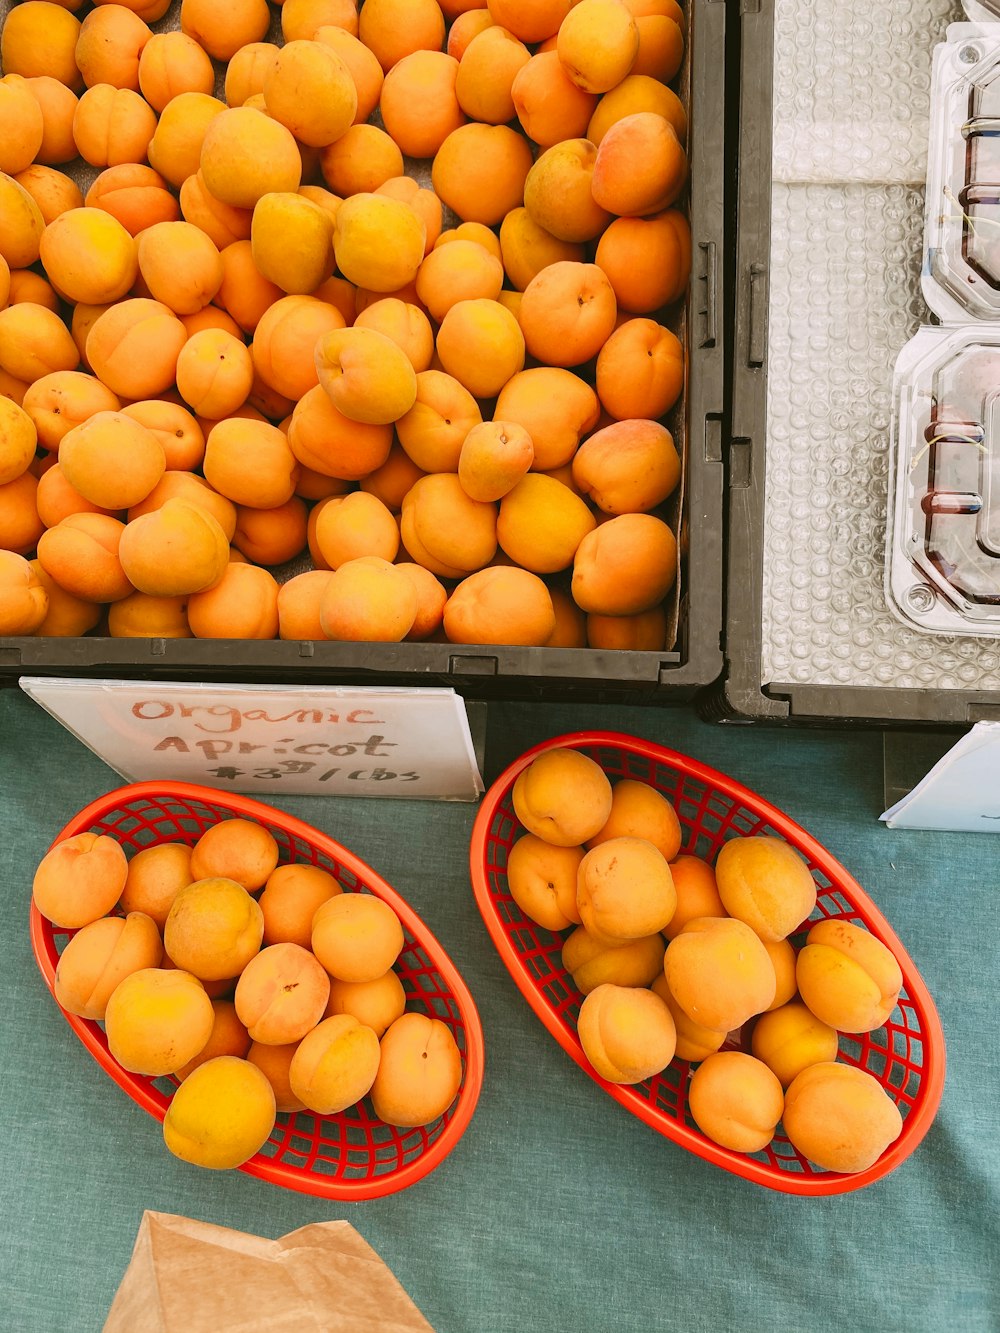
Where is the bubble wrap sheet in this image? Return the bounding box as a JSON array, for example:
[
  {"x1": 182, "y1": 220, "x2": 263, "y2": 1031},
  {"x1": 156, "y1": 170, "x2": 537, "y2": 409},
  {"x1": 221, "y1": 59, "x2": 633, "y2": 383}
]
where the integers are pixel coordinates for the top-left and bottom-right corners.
[{"x1": 760, "y1": 0, "x2": 1000, "y2": 691}]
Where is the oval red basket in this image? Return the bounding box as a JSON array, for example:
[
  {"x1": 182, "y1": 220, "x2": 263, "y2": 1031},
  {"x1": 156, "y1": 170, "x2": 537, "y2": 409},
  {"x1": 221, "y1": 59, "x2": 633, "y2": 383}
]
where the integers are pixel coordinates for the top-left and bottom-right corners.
[
  {"x1": 31, "y1": 781, "x2": 484, "y2": 1201},
  {"x1": 469, "y1": 731, "x2": 945, "y2": 1196}
]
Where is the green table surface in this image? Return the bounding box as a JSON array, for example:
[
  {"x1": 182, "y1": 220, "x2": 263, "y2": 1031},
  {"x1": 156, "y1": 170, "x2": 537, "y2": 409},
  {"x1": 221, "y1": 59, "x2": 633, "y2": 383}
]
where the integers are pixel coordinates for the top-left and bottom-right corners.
[{"x1": 1, "y1": 687, "x2": 996, "y2": 1332}]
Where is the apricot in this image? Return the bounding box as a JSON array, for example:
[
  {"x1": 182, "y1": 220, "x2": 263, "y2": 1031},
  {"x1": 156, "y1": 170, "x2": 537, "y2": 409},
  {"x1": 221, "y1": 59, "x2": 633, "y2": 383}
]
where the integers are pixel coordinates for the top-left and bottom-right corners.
[
  {"x1": 416, "y1": 241, "x2": 504, "y2": 324},
  {"x1": 312, "y1": 491, "x2": 399, "y2": 567},
  {"x1": 762, "y1": 937, "x2": 798, "y2": 1012},
  {"x1": 498, "y1": 208, "x2": 584, "y2": 293},
  {"x1": 315, "y1": 325, "x2": 417, "y2": 425},
  {"x1": 512, "y1": 747, "x2": 612, "y2": 848},
  {"x1": 325, "y1": 970, "x2": 405, "y2": 1040},
  {"x1": 577, "y1": 836, "x2": 676, "y2": 945},
  {"x1": 0, "y1": 469, "x2": 44, "y2": 554},
  {"x1": 22, "y1": 76, "x2": 79, "y2": 165},
  {"x1": 319, "y1": 555, "x2": 417, "y2": 642},
  {"x1": 573, "y1": 420, "x2": 681, "y2": 519},
  {"x1": 31, "y1": 831, "x2": 126, "y2": 928},
  {"x1": 178, "y1": 170, "x2": 252, "y2": 250},
  {"x1": 520, "y1": 261, "x2": 617, "y2": 370},
  {"x1": 74, "y1": 7, "x2": 151, "y2": 91},
  {"x1": 312, "y1": 891, "x2": 404, "y2": 984},
  {"x1": 435, "y1": 220, "x2": 502, "y2": 260},
  {"x1": 379, "y1": 50, "x2": 464, "y2": 159},
  {"x1": 53, "y1": 911, "x2": 162, "y2": 1021},
  {"x1": 118, "y1": 498, "x2": 229, "y2": 596},
  {"x1": 164, "y1": 876, "x2": 264, "y2": 981},
  {"x1": 496, "y1": 473, "x2": 595, "y2": 574},
  {"x1": 143, "y1": 91, "x2": 223, "y2": 189},
  {"x1": 287, "y1": 384, "x2": 392, "y2": 480},
  {"x1": 663, "y1": 854, "x2": 725, "y2": 941},
  {"x1": 164, "y1": 1054, "x2": 276, "y2": 1168},
  {"x1": 289, "y1": 1014, "x2": 381, "y2": 1115},
  {"x1": 257, "y1": 863, "x2": 341, "y2": 950},
  {"x1": 121, "y1": 400, "x2": 204, "y2": 473},
  {"x1": 175, "y1": 999, "x2": 252, "y2": 1080},
  {"x1": 234, "y1": 942, "x2": 331, "y2": 1045},
  {"x1": 458, "y1": 420, "x2": 533, "y2": 503},
  {"x1": 443, "y1": 566, "x2": 554, "y2": 646},
  {"x1": 105, "y1": 966, "x2": 215, "y2": 1077},
  {"x1": 127, "y1": 471, "x2": 236, "y2": 539},
  {"x1": 556, "y1": 0, "x2": 639, "y2": 93},
  {"x1": 214, "y1": 239, "x2": 282, "y2": 334},
  {"x1": 783, "y1": 1062, "x2": 904, "y2": 1174},
  {"x1": 688, "y1": 1051, "x2": 784, "y2": 1153},
  {"x1": 250, "y1": 195, "x2": 334, "y2": 298},
  {"x1": 751, "y1": 1001, "x2": 839, "y2": 1089},
  {"x1": 796, "y1": 920, "x2": 903, "y2": 1034},
  {"x1": 456, "y1": 25, "x2": 529, "y2": 126},
  {"x1": 545, "y1": 583, "x2": 587, "y2": 647},
  {"x1": 0, "y1": 303, "x2": 78, "y2": 383},
  {"x1": 276, "y1": 569, "x2": 332, "y2": 639},
  {"x1": 247, "y1": 1040, "x2": 306, "y2": 1113},
  {"x1": 584, "y1": 780, "x2": 681, "y2": 866},
  {"x1": 358, "y1": 0, "x2": 445, "y2": 72},
  {"x1": 119, "y1": 841, "x2": 193, "y2": 928},
  {"x1": 714, "y1": 835, "x2": 817, "y2": 943},
  {"x1": 0, "y1": 549, "x2": 47, "y2": 631},
  {"x1": 222, "y1": 40, "x2": 278, "y2": 107},
  {"x1": 36, "y1": 512, "x2": 133, "y2": 602},
  {"x1": 589, "y1": 73, "x2": 685, "y2": 149},
  {"x1": 370, "y1": 1011, "x2": 463, "y2": 1127},
  {"x1": 401, "y1": 472, "x2": 497, "y2": 576},
  {"x1": 261, "y1": 39, "x2": 356, "y2": 148},
  {"x1": 592, "y1": 112, "x2": 687, "y2": 216},
  {"x1": 510, "y1": 51, "x2": 596, "y2": 148},
  {"x1": 202, "y1": 418, "x2": 299, "y2": 509},
  {"x1": 572, "y1": 512, "x2": 677, "y2": 615},
  {"x1": 524, "y1": 140, "x2": 610, "y2": 246},
  {"x1": 314, "y1": 27, "x2": 383, "y2": 122},
  {"x1": 649, "y1": 974, "x2": 726, "y2": 1062},
  {"x1": 432, "y1": 122, "x2": 533, "y2": 227},
  {"x1": 332, "y1": 192, "x2": 424, "y2": 296},
  {"x1": 186, "y1": 561, "x2": 279, "y2": 639},
  {"x1": 0, "y1": 172, "x2": 46, "y2": 269},
  {"x1": 506, "y1": 835, "x2": 583, "y2": 932},
  {"x1": 597, "y1": 320, "x2": 684, "y2": 422},
  {"x1": 319, "y1": 122, "x2": 403, "y2": 196},
  {"x1": 107, "y1": 590, "x2": 192, "y2": 637},
  {"x1": 395, "y1": 370, "x2": 481, "y2": 473},
  {"x1": 29, "y1": 559, "x2": 100, "y2": 636},
  {"x1": 0, "y1": 396, "x2": 37, "y2": 484},
  {"x1": 563, "y1": 925, "x2": 664, "y2": 995},
  {"x1": 623, "y1": 0, "x2": 685, "y2": 82},
  {"x1": 0, "y1": 74, "x2": 45, "y2": 175},
  {"x1": 375, "y1": 177, "x2": 442, "y2": 255},
  {"x1": 187, "y1": 820, "x2": 278, "y2": 892},
  {"x1": 494, "y1": 367, "x2": 599, "y2": 472},
  {"x1": 85, "y1": 163, "x2": 179, "y2": 235},
  {"x1": 354, "y1": 299, "x2": 434, "y2": 375},
  {"x1": 578, "y1": 983, "x2": 675, "y2": 1084},
  {"x1": 72, "y1": 84, "x2": 157, "y2": 168},
  {"x1": 486, "y1": 0, "x2": 570, "y2": 43},
  {"x1": 232, "y1": 498, "x2": 308, "y2": 566},
  {"x1": 282, "y1": 0, "x2": 359, "y2": 43},
  {"x1": 86, "y1": 298, "x2": 187, "y2": 398},
  {"x1": 1, "y1": 2, "x2": 82, "y2": 88},
  {"x1": 58, "y1": 410, "x2": 163, "y2": 511},
  {"x1": 137, "y1": 31, "x2": 214, "y2": 112},
  {"x1": 200, "y1": 106, "x2": 302, "y2": 209},
  {"x1": 664, "y1": 916, "x2": 776, "y2": 1032},
  {"x1": 6, "y1": 267, "x2": 56, "y2": 312},
  {"x1": 447, "y1": 9, "x2": 494, "y2": 59},
  {"x1": 134, "y1": 221, "x2": 223, "y2": 316},
  {"x1": 180, "y1": 0, "x2": 270, "y2": 61},
  {"x1": 436, "y1": 298, "x2": 525, "y2": 400},
  {"x1": 174, "y1": 329, "x2": 253, "y2": 421}
]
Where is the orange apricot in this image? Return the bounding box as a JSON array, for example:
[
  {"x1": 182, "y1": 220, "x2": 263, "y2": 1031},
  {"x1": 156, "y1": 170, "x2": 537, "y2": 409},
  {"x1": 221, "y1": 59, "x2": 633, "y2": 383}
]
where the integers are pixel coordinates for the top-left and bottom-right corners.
[
  {"x1": 287, "y1": 384, "x2": 392, "y2": 480},
  {"x1": 259, "y1": 862, "x2": 342, "y2": 949},
  {"x1": 518, "y1": 261, "x2": 617, "y2": 369},
  {"x1": 40, "y1": 207, "x2": 138, "y2": 306},
  {"x1": 315, "y1": 325, "x2": 418, "y2": 425},
  {"x1": 332, "y1": 191, "x2": 424, "y2": 294},
  {"x1": 119, "y1": 841, "x2": 194, "y2": 928},
  {"x1": 592, "y1": 112, "x2": 687, "y2": 216},
  {"x1": 72, "y1": 83, "x2": 157, "y2": 168},
  {"x1": 556, "y1": 0, "x2": 639, "y2": 93},
  {"x1": 135, "y1": 220, "x2": 223, "y2": 315},
  {"x1": 179, "y1": 170, "x2": 253, "y2": 250},
  {"x1": 596, "y1": 319, "x2": 684, "y2": 421},
  {"x1": 276, "y1": 568, "x2": 333, "y2": 639},
  {"x1": 121, "y1": 399, "x2": 204, "y2": 472},
  {"x1": 203, "y1": 417, "x2": 299, "y2": 509},
  {"x1": 22, "y1": 76, "x2": 79, "y2": 165},
  {"x1": 311, "y1": 490, "x2": 399, "y2": 567},
  {"x1": 360, "y1": 441, "x2": 426, "y2": 512},
  {"x1": 319, "y1": 555, "x2": 418, "y2": 641},
  {"x1": 12, "y1": 164, "x2": 82, "y2": 227},
  {"x1": 189, "y1": 819, "x2": 279, "y2": 892},
  {"x1": 118, "y1": 498, "x2": 229, "y2": 596},
  {"x1": 0, "y1": 302, "x2": 78, "y2": 382},
  {"x1": 435, "y1": 297, "x2": 525, "y2": 399},
  {"x1": 213, "y1": 239, "x2": 283, "y2": 334},
  {"x1": 313, "y1": 26, "x2": 383, "y2": 122},
  {"x1": 281, "y1": 0, "x2": 359, "y2": 42},
  {"x1": 397, "y1": 561, "x2": 446, "y2": 639},
  {"x1": 444, "y1": 565, "x2": 555, "y2": 646},
  {"x1": 74, "y1": 6, "x2": 151, "y2": 91},
  {"x1": 353, "y1": 298, "x2": 434, "y2": 374},
  {"x1": 358, "y1": 0, "x2": 446, "y2": 72},
  {"x1": 0, "y1": 73, "x2": 46, "y2": 175},
  {"x1": 138, "y1": 31, "x2": 215, "y2": 112},
  {"x1": 175, "y1": 329, "x2": 254, "y2": 420},
  {"x1": 0, "y1": 396, "x2": 37, "y2": 484},
  {"x1": 85, "y1": 298, "x2": 187, "y2": 398},
  {"x1": 594, "y1": 208, "x2": 691, "y2": 313},
  {"x1": 395, "y1": 369, "x2": 482, "y2": 473},
  {"x1": 0, "y1": 548, "x2": 48, "y2": 631},
  {"x1": 199, "y1": 106, "x2": 302, "y2": 209},
  {"x1": 319, "y1": 122, "x2": 403, "y2": 196},
  {"x1": 498, "y1": 207, "x2": 584, "y2": 292},
  {"x1": 494, "y1": 367, "x2": 600, "y2": 471},
  {"x1": 86, "y1": 163, "x2": 180, "y2": 235},
  {"x1": 511, "y1": 50, "x2": 597, "y2": 147},
  {"x1": 262, "y1": 38, "x2": 357, "y2": 148},
  {"x1": 127, "y1": 471, "x2": 237, "y2": 540},
  {"x1": 58, "y1": 410, "x2": 165, "y2": 510},
  {"x1": 232, "y1": 497, "x2": 308, "y2": 566},
  {"x1": 379, "y1": 50, "x2": 465, "y2": 159},
  {"x1": 497, "y1": 473, "x2": 596, "y2": 573},
  {"x1": 458, "y1": 420, "x2": 533, "y2": 502},
  {"x1": 447, "y1": 8, "x2": 494, "y2": 60},
  {"x1": 0, "y1": 469, "x2": 44, "y2": 553},
  {"x1": 106, "y1": 590, "x2": 192, "y2": 638},
  {"x1": 0, "y1": 171, "x2": 46, "y2": 268},
  {"x1": 370, "y1": 1011, "x2": 463, "y2": 1128},
  {"x1": 32, "y1": 831, "x2": 128, "y2": 929},
  {"x1": 186, "y1": 561, "x2": 280, "y2": 639},
  {"x1": 623, "y1": 0, "x2": 685, "y2": 83},
  {"x1": 523, "y1": 138, "x2": 611, "y2": 245},
  {"x1": 572, "y1": 419, "x2": 681, "y2": 515},
  {"x1": 572, "y1": 512, "x2": 677, "y2": 615},
  {"x1": 179, "y1": 0, "x2": 270, "y2": 62},
  {"x1": 456, "y1": 25, "x2": 530, "y2": 125},
  {"x1": 486, "y1": 0, "x2": 569, "y2": 43},
  {"x1": 432, "y1": 122, "x2": 533, "y2": 227},
  {"x1": 1, "y1": 2, "x2": 82, "y2": 89}
]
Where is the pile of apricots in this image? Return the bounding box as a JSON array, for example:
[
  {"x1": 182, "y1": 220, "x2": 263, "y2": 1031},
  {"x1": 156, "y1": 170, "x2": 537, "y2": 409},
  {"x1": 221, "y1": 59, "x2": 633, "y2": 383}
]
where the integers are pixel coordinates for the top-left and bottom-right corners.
[
  {"x1": 33, "y1": 816, "x2": 463, "y2": 1171},
  {"x1": 0, "y1": 0, "x2": 690, "y2": 650},
  {"x1": 508, "y1": 747, "x2": 906, "y2": 1174}
]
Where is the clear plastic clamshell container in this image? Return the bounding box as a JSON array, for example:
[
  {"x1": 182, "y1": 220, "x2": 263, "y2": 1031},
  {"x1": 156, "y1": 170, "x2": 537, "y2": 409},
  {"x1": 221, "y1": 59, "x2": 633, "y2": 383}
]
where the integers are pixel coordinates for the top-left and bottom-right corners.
[
  {"x1": 924, "y1": 25, "x2": 1000, "y2": 323},
  {"x1": 886, "y1": 324, "x2": 1000, "y2": 636},
  {"x1": 963, "y1": 2, "x2": 1000, "y2": 24}
]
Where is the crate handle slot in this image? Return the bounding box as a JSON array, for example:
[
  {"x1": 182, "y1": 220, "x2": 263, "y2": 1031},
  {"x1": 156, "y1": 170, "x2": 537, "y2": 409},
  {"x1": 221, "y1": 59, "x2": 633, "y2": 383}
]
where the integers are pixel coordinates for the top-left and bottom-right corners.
[{"x1": 697, "y1": 240, "x2": 718, "y2": 349}]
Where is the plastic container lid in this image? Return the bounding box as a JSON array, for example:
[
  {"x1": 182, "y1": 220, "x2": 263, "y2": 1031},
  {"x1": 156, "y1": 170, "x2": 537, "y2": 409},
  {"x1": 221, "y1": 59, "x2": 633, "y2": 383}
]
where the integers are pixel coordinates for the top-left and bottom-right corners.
[
  {"x1": 886, "y1": 323, "x2": 1000, "y2": 636},
  {"x1": 923, "y1": 25, "x2": 1000, "y2": 322}
]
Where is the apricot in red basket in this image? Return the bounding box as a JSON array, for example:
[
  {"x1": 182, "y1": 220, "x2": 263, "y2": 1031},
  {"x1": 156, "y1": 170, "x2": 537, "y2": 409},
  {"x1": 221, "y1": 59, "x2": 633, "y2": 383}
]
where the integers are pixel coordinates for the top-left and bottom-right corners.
[
  {"x1": 511, "y1": 747, "x2": 613, "y2": 848},
  {"x1": 163, "y1": 1055, "x2": 277, "y2": 1170},
  {"x1": 578, "y1": 983, "x2": 676, "y2": 1084},
  {"x1": 325, "y1": 969, "x2": 407, "y2": 1040},
  {"x1": 119, "y1": 842, "x2": 193, "y2": 927},
  {"x1": 32, "y1": 832, "x2": 128, "y2": 929},
  {"x1": 715, "y1": 834, "x2": 817, "y2": 943},
  {"x1": 53, "y1": 911, "x2": 163, "y2": 1021},
  {"x1": 105, "y1": 966, "x2": 215, "y2": 1077},
  {"x1": 163, "y1": 877, "x2": 264, "y2": 982},
  {"x1": 189, "y1": 817, "x2": 280, "y2": 892},
  {"x1": 687, "y1": 1051, "x2": 784, "y2": 1154},
  {"x1": 175, "y1": 999, "x2": 252, "y2": 1080},
  {"x1": 783, "y1": 1061, "x2": 904, "y2": 1174},
  {"x1": 506, "y1": 834, "x2": 584, "y2": 932},
  {"x1": 370, "y1": 1012, "x2": 463, "y2": 1128},
  {"x1": 664, "y1": 916, "x2": 776, "y2": 1032},
  {"x1": 750, "y1": 1000, "x2": 839, "y2": 1089},
  {"x1": 258, "y1": 863, "x2": 342, "y2": 950},
  {"x1": 762, "y1": 936, "x2": 798, "y2": 1012},
  {"x1": 650, "y1": 974, "x2": 726, "y2": 1062},
  {"x1": 662, "y1": 853, "x2": 726, "y2": 941},
  {"x1": 795, "y1": 919, "x2": 903, "y2": 1035},
  {"x1": 311, "y1": 892, "x2": 404, "y2": 983},
  {"x1": 247, "y1": 1040, "x2": 306, "y2": 1114},
  {"x1": 234, "y1": 942, "x2": 331, "y2": 1045},
  {"x1": 577, "y1": 836, "x2": 676, "y2": 944},
  {"x1": 563, "y1": 923, "x2": 664, "y2": 995},
  {"x1": 289, "y1": 1013, "x2": 381, "y2": 1116},
  {"x1": 585, "y1": 778, "x2": 682, "y2": 862}
]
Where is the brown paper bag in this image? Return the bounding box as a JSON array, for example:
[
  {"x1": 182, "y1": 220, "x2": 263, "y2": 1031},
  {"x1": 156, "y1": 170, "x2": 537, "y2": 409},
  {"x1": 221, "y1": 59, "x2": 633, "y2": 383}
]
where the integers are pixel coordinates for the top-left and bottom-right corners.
[{"x1": 103, "y1": 1211, "x2": 436, "y2": 1333}]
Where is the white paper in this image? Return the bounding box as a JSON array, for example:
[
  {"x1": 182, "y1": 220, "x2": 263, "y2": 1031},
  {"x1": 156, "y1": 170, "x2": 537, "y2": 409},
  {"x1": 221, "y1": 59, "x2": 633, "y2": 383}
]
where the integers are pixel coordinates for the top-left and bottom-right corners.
[
  {"x1": 19, "y1": 678, "x2": 484, "y2": 802},
  {"x1": 880, "y1": 721, "x2": 1000, "y2": 831}
]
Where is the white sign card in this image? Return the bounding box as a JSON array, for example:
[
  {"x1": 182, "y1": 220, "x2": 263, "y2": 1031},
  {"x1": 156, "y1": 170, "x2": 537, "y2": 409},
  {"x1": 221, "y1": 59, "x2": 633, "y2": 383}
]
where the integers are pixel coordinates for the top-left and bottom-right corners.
[
  {"x1": 880, "y1": 721, "x2": 1000, "y2": 832},
  {"x1": 19, "y1": 677, "x2": 485, "y2": 802}
]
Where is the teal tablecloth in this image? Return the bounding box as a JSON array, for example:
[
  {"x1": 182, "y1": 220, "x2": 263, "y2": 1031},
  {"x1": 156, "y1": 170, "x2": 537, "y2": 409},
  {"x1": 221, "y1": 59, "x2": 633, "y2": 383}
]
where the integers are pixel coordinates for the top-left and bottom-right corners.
[{"x1": 0, "y1": 688, "x2": 996, "y2": 1331}]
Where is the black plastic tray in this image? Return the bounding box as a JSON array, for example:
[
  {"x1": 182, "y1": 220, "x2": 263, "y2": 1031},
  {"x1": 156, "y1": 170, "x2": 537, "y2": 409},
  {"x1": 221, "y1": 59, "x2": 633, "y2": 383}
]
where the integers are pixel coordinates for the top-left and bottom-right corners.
[{"x1": 0, "y1": 0, "x2": 727, "y2": 705}]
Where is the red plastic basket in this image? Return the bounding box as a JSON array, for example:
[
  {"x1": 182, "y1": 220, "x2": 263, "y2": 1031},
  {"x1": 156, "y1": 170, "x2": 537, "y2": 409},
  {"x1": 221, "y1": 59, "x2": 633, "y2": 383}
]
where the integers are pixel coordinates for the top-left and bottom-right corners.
[
  {"x1": 469, "y1": 731, "x2": 946, "y2": 1196},
  {"x1": 30, "y1": 781, "x2": 484, "y2": 1201}
]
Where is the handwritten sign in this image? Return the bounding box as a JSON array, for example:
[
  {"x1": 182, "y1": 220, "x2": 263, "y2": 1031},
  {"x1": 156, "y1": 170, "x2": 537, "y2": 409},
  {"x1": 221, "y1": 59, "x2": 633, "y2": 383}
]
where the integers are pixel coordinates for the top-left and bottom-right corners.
[
  {"x1": 19, "y1": 677, "x2": 485, "y2": 802},
  {"x1": 880, "y1": 721, "x2": 1000, "y2": 833}
]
